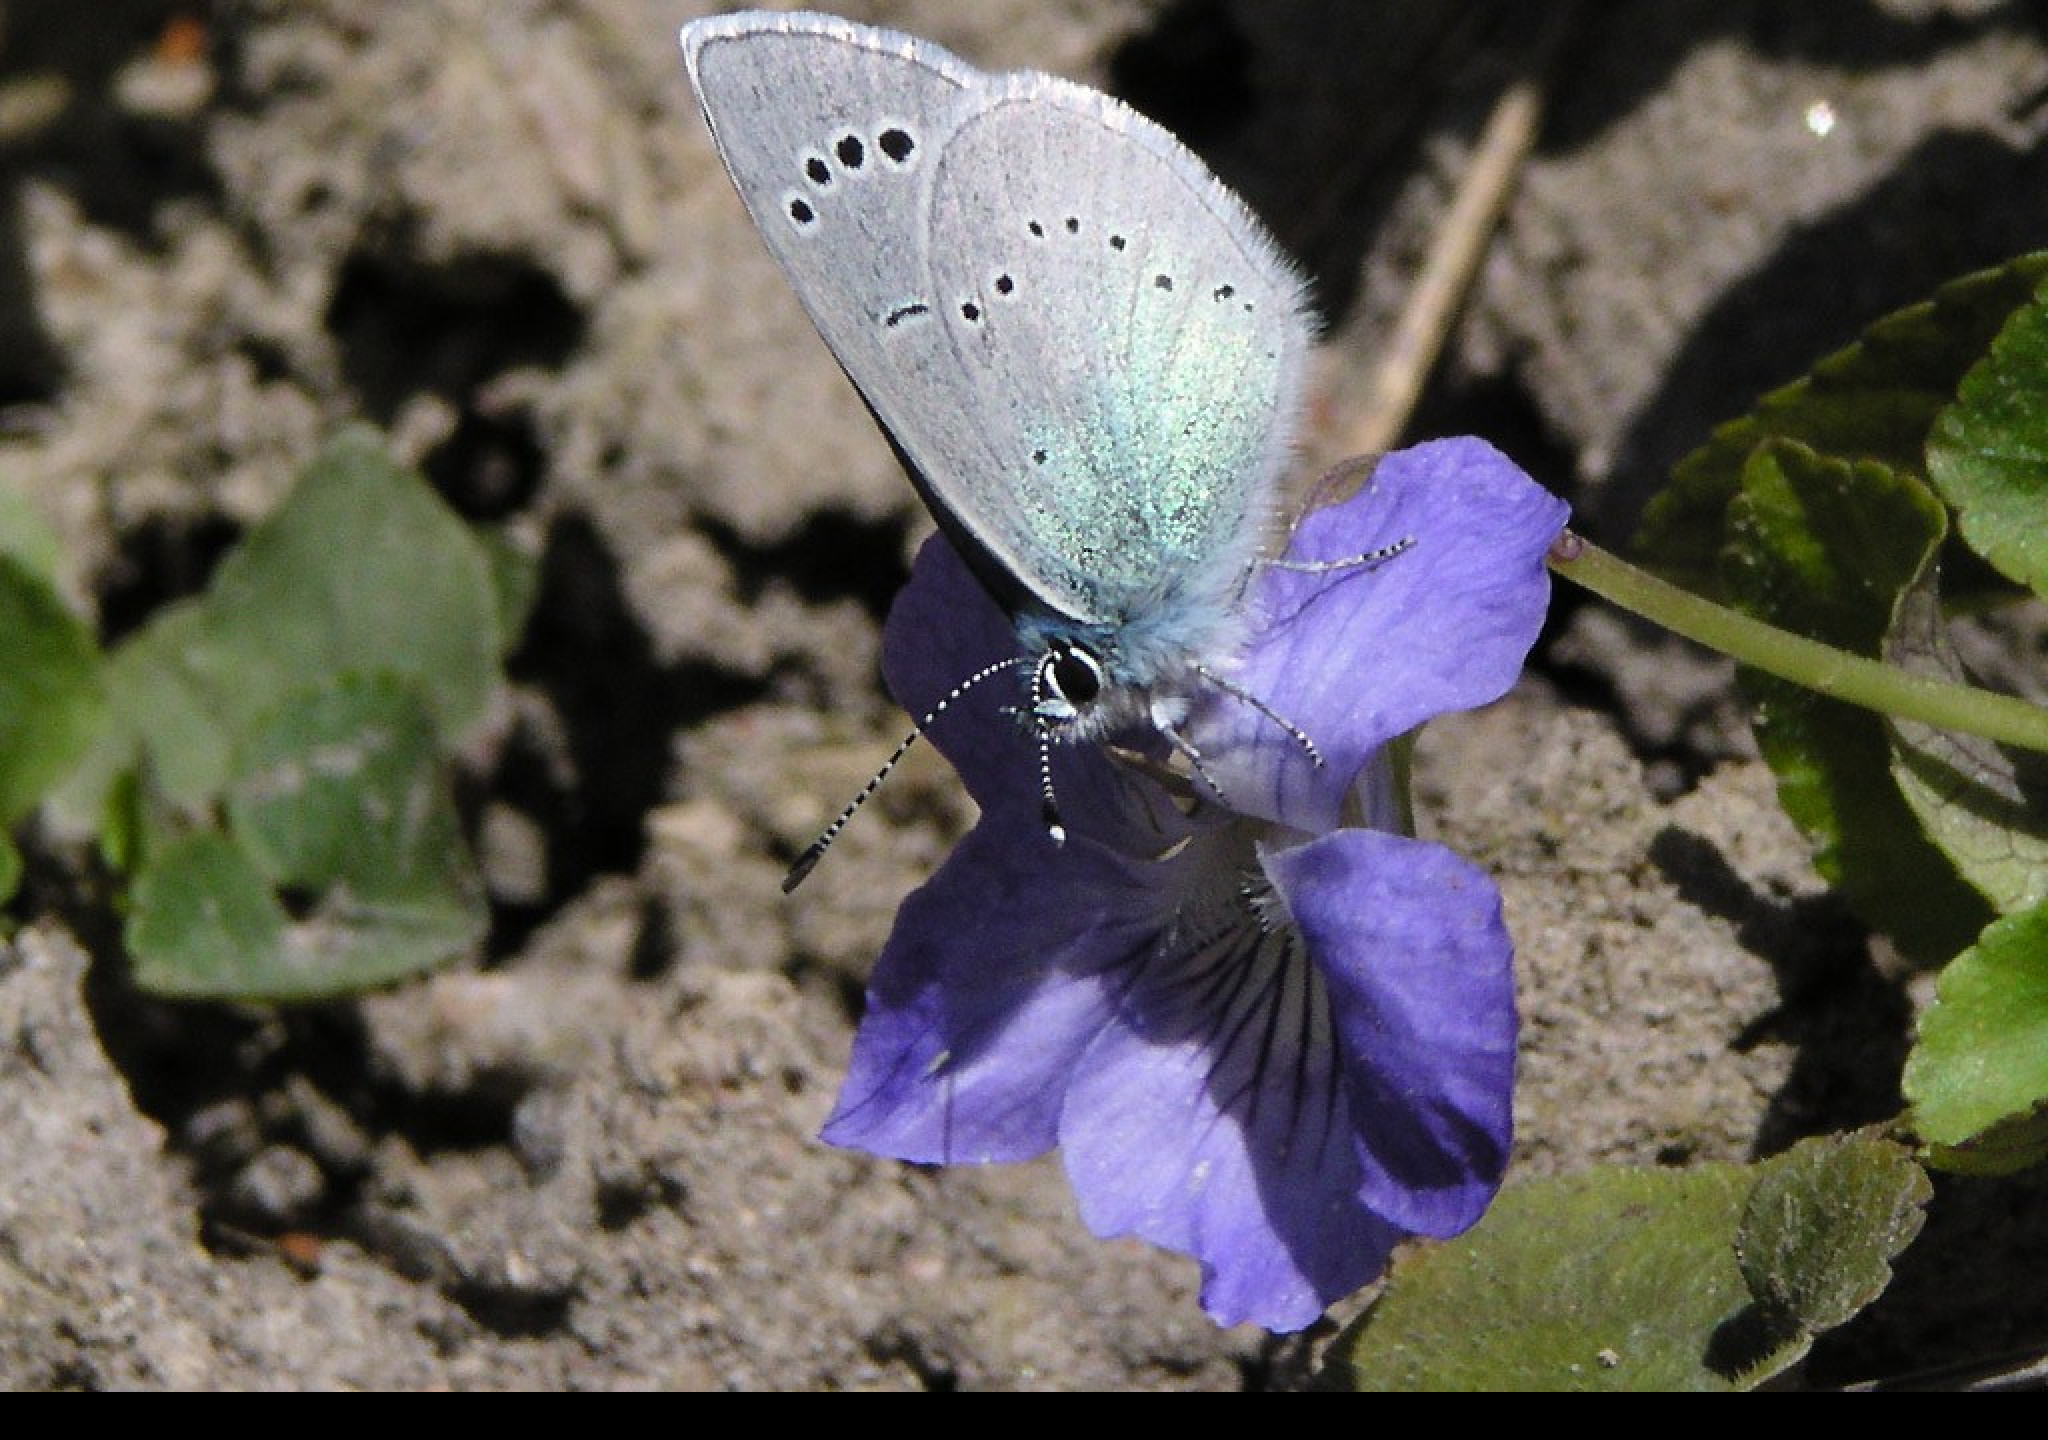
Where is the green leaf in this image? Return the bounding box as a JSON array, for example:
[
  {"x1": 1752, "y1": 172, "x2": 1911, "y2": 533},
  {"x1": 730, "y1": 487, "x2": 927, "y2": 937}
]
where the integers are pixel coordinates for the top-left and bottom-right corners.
[
  {"x1": 478, "y1": 526, "x2": 541, "y2": 661},
  {"x1": 1904, "y1": 901, "x2": 2048, "y2": 1174},
  {"x1": 97, "y1": 765, "x2": 144, "y2": 877},
  {"x1": 0, "y1": 555, "x2": 107, "y2": 824},
  {"x1": 0, "y1": 830, "x2": 20, "y2": 909},
  {"x1": 1927, "y1": 276, "x2": 2048, "y2": 597},
  {"x1": 0, "y1": 483, "x2": 64, "y2": 582},
  {"x1": 1735, "y1": 1133, "x2": 1931, "y2": 1334},
  {"x1": 1324, "y1": 1135, "x2": 1930, "y2": 1392},
  {"x1": 51, "y1": 602, "x2": 236, "y2": 830},
  {"x1": 1331, "y1": 1163, "x2": 1782, "y2": 1392},
  {"x1": 1884, "y1": 585, "x2": 2048, "y2": 916},
  {"x1": 1726, "y1": 441, "x2": 1991, "y2": 959},
  {"x1": 198, "y1": 425, "x2": 505, "y2": 741},
  {"x1": 1914, "y1": 1106, "x2": 2048, "y2": 1178},
  {"x1": 50, "y1": 427, "x2": 508, "y2": 844},
  {"x1": 127, "y1": 831, "x2": 291, "y2": 997},
  {"x1": 1638, "y1": 253, "x2": 2048, "y2": 592},
  {"x1": 226, "y1": 672, "x2": 476, "y2": 903},
  {"x1": 128, "y1": 673, "x2": 485, "y2": 1001}
]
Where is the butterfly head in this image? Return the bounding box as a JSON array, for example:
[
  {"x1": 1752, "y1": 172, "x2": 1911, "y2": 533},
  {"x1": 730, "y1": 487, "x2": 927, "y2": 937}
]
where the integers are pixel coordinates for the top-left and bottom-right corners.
[{"x1": 1013, "y1": 607, "x2": 1222, "y2": 750}]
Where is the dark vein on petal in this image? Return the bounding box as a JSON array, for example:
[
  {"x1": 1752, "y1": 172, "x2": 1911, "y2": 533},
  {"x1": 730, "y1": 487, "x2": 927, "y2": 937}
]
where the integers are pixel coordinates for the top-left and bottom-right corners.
[
  {"x1": 1242, "y1": 934, "x2": 1295, "y2": 1137},
  {"x1": 1174, "y1": 931, "x2": 1259, "y2": 1017},
  {"x1": 1296, "y1": 947, "x2": 1340, "y2": 1166},
  {"x1": 1186, "y1": 934, "x2": 1260, "y2": 1055},
  {"x1": 1204, "y1": 932, "x2": 1293, "y2": 1123},
  {"x1": 1103, "y1": 927, "x2": 1178, "y2": 1016},
  {"x1": 828, "y1": 1020, "x2": 940, "y2": 1132}
]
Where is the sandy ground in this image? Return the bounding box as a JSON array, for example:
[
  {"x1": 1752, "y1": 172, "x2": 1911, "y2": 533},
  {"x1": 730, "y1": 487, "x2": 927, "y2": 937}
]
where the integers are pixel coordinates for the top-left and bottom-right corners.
[{"x1": 3, "y1": 0, "x2": 2046, "y2": 1389}]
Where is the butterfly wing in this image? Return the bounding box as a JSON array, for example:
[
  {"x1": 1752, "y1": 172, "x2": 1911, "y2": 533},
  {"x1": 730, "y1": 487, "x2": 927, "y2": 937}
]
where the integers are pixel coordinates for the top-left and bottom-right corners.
[
  {"x1": 916, "y1": 73, "x2": 1312, "y2": 665},
  {"x1": 683, "y1": 13, "x2": 1311, "y2": 663}
]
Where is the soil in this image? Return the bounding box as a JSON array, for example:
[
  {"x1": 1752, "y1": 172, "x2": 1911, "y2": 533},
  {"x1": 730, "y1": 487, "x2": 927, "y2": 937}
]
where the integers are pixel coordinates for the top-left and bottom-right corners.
[{"x1": 3, "y1": 0, "x2": 2047, "y2": 1390}]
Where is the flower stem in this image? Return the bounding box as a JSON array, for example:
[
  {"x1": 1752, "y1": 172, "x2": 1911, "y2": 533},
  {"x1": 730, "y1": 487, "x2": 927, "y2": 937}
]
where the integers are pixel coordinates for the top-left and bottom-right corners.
[{"x1": 1547, "y1": 532, "x2": 2048, "y2": 754}]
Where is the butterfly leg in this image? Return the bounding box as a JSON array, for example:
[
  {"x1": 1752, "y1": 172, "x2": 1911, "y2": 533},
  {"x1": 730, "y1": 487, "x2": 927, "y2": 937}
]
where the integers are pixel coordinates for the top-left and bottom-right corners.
[
  {"x1": 1263, "y1": 533, "x2": 1415, "y2": 575},
  {"x1": 1191, "y1": 664, "x2": 1324, "y2": 768}
]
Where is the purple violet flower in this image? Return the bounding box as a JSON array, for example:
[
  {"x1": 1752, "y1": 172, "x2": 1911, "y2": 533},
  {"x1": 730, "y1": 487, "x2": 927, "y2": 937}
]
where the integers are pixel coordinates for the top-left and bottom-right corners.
[{"x1": 822, "y1": 438, "x2": 1570, "y2": 1331}]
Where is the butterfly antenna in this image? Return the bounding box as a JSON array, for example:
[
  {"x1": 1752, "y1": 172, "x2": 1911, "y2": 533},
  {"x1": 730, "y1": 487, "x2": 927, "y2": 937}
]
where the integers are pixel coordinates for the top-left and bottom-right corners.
[
  {"x1": 1024, "y1": 659, "x2": 1068, "y2": 847},
  {"x1": 1037, "y1": 723, "x2": 1066, "y2": 846},
  {"x1": 784, "y1": 656, "x2": 1031, "y2": 893}
]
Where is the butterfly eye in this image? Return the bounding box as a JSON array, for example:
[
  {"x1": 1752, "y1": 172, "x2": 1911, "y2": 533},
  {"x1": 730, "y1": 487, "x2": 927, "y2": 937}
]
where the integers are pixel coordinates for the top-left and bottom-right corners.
[{"x1": 1044, "y1": 642, "x2": 1105, "y2": 709}]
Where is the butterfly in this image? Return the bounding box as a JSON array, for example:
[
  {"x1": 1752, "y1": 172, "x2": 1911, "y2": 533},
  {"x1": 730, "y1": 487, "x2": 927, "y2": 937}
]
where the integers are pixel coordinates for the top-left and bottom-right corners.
[{"x1": 682, "y1": 12, "x2": 1369, "y2": 886}]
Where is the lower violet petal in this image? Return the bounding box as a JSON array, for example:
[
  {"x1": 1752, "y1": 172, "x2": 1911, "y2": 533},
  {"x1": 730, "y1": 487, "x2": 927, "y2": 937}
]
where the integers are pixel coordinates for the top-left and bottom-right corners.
[
  {"x1": 1266, "y1": 827, "x2": 1517, "y2": 1239},
  {"x1": 822, "y1": 819, "x2": 1162, "y2": 1165},
  {"x1": 1056, "y1": 864, "x2": 1405, "y2": 1331}
]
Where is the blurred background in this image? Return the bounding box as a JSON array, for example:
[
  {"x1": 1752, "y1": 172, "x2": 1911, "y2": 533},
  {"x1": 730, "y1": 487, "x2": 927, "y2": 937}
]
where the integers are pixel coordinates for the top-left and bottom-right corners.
[{"x1": 2, "y1": 0, "x2": 2045, "y2": 1389}]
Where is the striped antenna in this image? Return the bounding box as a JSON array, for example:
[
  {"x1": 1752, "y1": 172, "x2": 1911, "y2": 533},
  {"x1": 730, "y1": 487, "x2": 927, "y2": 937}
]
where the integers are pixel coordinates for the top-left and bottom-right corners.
[
  {"x1": 784, "y1": 655, "x2": 1032, "y2": 892},
  {"x1": 1029, "y1": 663, "x2": 1066, "y2": 847}
]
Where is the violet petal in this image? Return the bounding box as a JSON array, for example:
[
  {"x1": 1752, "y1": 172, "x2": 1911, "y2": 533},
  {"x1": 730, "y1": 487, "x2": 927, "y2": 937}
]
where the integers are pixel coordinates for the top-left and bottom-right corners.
[
  {"x1": 821, "y1": 811, "x2": 1169, "y2": 1164},
  {"x1": 1266, "y1": 827, "x2": 1517, "y2": 1239},
  {"x1": 1200, "y1": 437, "x2": 1568, "y2": 831},
  {"x1": 1056, "y1": 847, "x2": 1405, "y2": 1331}
]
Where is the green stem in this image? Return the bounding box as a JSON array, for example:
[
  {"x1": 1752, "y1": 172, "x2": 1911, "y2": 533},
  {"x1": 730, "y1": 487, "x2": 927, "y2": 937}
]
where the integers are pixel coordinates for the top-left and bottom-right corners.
[{"x1": 1548, "y1": 533, "x2": 2048, "y2": 754}]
